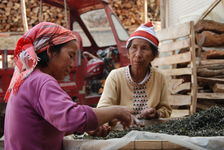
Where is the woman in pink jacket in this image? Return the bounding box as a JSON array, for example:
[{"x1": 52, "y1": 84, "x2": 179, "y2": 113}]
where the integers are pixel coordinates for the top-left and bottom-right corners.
[{"x1": 4, "y1": 22, "x2": 132, "y2": 150}]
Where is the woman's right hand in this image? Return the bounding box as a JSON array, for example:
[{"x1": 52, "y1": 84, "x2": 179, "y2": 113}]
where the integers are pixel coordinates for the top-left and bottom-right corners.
[
  {"x1": 87, "y1": 124, "x2": 111, "y2": 137},
  {"x1": 113, "y1": 106, "x2": 132, "y2": 129},
  {"x1": 92, "y1": 106, "x2": 132, "y2": 130}
]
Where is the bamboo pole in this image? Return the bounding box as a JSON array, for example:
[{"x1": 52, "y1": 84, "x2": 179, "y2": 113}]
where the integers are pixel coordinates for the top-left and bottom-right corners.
[{"x1": 20, "y1": 0, "x2": 28, "y2": 32}]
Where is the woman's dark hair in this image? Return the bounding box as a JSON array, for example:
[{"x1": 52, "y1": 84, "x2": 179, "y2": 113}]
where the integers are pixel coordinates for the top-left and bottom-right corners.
[
  {"x1": 127, "y1": 40, "x2": 159, "y2": 58},
  {"x1": 36, "y1": 42, "x2": 66, "y2": 68}
]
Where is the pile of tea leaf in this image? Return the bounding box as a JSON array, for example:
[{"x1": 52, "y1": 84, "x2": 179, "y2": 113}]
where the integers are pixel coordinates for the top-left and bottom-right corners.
[{"x1": 74, "y1": 106, "x2": 224, "y2": 139}]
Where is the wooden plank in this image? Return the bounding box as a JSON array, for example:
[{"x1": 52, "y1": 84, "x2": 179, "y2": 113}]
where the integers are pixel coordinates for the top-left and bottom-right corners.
[
  {"x1": 135, "y1": 140, "x2": 162, "y2": 149},
  {"x1": 168, "y1": 79, "x2": 184, "y2": 92},
  {"x1": 157, "y1": 22, "x2": 191, "y2": 41},
  {"x1": 153, "y1": 51, "x2": 191, "y2": 66},
  {"x1": 197, "y1": 93, "x2": 224, "y2": 100},
  {"x1": 160, "y1": 68, "x2": 192, "y2": 76},
  {"x1": 120, "y1": 140, "x2": 188, "y2": 150},
  {"x1": 162, "y1": 141, "x2": 189, "y2": 149},
  {"x1": 159, "y1": 38, "x2": 190, "y2": 52},
  {"x1": 171, "y1": 109, "x2": 190, "y2": 118},
  {"x1": 169, "y1": 95, "x2": 191, "y2": 106},
  {"x1": 0, "y1": 36, "x2": 21, "y2": 50},
  {"x1": 120, "y1": 141, "x2": 134, "y2": 150},
  {"x1": 171, "y1": 82, "x2": 191, "y2": 94}
]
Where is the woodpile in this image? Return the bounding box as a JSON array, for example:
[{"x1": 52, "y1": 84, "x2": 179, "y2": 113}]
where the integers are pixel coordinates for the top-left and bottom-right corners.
[
  {"x1": 195, "y1": 20, "x2": 224, "y2": 109},
  {"x1": 0, "y1": 0, "x2": 66, "y2": 32},
  {"x1": 0, "y1": 0, "x2": 160, "y2": 33},
  {"x1": 109, "y1": 0, "x2": 160, "y2": 32}
]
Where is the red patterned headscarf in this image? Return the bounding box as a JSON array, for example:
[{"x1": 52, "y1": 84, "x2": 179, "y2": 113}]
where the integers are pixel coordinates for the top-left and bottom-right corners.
[{"x1": 4, "y1": 22, "x2": 76, "y2": 101}]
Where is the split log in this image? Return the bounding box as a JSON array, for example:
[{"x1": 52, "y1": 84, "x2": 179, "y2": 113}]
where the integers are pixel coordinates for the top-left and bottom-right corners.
[
  {"x1": 198, "y1": 77, "x2": 224, "y2": 86},
  {"x1": 195, "y1": 20, "x2": 224, "y2": 33},
  {"x1": 212, "y1": 83, "x2": 224, "y2": 93},
  {"x1": 202, "y1": 50, "x2": 224, "y2": 59},
  {"x1": 200, "y1": 59, "x2": 224, "y2": 65},
  {"x1": 197, "y1": 68, "x2": 224, "y2": 77},
  {"x1": 198, "y1": 64, "x2": 224, "y2": 70},
  {"x1": 196, "y1": 31, "x2": 224, "y2": 47},
  {"x1": 197, "y1": 64, "x2": 224, "y2": 77}
]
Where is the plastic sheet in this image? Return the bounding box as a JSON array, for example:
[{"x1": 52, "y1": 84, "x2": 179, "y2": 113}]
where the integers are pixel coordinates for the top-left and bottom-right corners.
[{"x1": 63, "y1": 131, "x2": 224, "y2": 150}]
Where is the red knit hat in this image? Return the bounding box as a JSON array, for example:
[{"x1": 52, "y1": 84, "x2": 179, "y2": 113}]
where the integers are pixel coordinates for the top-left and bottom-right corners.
[{"x1": 126, "y1": 22, "x2": 159, "y2": 48}]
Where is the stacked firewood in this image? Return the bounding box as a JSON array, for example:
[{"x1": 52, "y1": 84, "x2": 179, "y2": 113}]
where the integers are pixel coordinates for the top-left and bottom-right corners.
[
  {"x1": 0, "y1": 0, "x2": 22, "y2": 32},
  {"x1": 109, "y1": 0, "x2": 160, "y2": 32},
  {"x1": 194, "y1": 20, "x2": 224, "y2": 109},
  {"x1": 0, "y1": 0, "x2": 66, "y2": 32},
  {"x1": 0, "y1": 0, "x2": 160, "y2": 32},
  {"x1": 109, "y1": 0, "x2": 144, "y2": 31}
]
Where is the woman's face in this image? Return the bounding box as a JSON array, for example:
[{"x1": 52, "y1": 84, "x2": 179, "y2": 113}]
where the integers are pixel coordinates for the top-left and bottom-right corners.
[
  {"x1": 48, "y1": 40, "x2": 78, "y2": 80},
  {"x1": 128, "y1": 38, "x2": 155, "y2": 69}
]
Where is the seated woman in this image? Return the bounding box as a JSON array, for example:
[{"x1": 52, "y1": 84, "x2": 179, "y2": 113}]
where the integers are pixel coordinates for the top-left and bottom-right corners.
[{"x1": 97, "y1": 22, "x2": 172, "y2": 122}]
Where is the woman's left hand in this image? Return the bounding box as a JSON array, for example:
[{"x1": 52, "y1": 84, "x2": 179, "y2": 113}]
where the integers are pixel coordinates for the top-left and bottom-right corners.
[{"x1": 139, "y1": 108, "x2": 160, "y2": 120}]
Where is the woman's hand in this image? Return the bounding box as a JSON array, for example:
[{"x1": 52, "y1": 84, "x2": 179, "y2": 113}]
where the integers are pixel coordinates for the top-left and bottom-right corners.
[
  {"x1": 92, "y1": 106, "x2": 132, "y2": 130},
  {"x1": 114, "y1": 106, "x2": 132, "y2": 129},
  {"x1": 131, "y1": 115, "x2": 144, "y2": 127},
  {"x1": 108, "y1": 118, "x2": 119, "y2": 127},
  {"x1": 87, "y1": 124, "x2": 111, "y2": 137},
  {"x1": 139, "y1": 108, "x2": 160, "y2": 120}
]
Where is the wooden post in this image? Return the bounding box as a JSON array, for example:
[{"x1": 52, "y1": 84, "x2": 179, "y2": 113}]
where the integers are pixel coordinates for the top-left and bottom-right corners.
[
  {"x1": 39, "y1": 0, "x2": 43, "y2": 22},
  {"x1": 64, "y1": 0, "x2": 69, "y2": 29},
  {"x1": 190, "y1": 21, "x2": 197, "y2": 114},
  {"x1": 160, "y1": 0, "x2": 166, "y2": 28},
  {"x1": 144, "y1": 0, "x2": 148, "y2": 23},
  {"x1": 20, "y1": 0, "x2": 28, "y2": 32}
]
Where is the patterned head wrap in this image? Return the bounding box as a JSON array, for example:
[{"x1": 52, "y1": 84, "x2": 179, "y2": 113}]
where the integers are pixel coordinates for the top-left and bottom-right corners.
[{"x1": 4, "y1": 22, "x2": 76, "y2": 101}]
